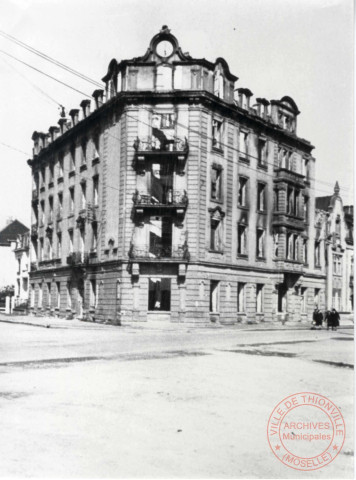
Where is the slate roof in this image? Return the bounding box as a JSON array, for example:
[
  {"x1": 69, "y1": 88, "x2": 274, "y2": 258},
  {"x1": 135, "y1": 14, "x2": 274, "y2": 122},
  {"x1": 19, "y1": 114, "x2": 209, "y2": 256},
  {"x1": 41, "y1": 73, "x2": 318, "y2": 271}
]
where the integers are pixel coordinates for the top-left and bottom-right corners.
[{"x1": 0, "y1": 220, "x2": 29, "y2": 246}]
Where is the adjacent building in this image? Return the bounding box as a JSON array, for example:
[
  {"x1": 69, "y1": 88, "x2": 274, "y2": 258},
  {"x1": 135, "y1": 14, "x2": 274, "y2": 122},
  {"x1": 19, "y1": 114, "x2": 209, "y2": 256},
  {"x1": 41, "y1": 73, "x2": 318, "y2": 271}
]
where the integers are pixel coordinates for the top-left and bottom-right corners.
[
  {"x1": 13, "y1": 231, "x2": 30, "y2": 306},
  {"x1": 0, "y1": 219, "x2": 29, "y2": 291},
  {"x1": 27, "y1": 26, "x2": 352, "y2": 324}
]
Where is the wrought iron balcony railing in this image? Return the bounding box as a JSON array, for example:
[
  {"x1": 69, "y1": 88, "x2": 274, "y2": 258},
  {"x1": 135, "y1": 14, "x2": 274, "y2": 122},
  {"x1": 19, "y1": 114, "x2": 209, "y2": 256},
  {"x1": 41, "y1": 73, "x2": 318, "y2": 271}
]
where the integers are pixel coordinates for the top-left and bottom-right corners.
[
  {"x1": 132, "y1": 189, "x2": 188, "y2": 207},
  {"x1": 133, "y1": 136, "x2": 188, "y2": 153},
  {"x1": 129, "y1": 243, "x2": 190, "y2": 261}
]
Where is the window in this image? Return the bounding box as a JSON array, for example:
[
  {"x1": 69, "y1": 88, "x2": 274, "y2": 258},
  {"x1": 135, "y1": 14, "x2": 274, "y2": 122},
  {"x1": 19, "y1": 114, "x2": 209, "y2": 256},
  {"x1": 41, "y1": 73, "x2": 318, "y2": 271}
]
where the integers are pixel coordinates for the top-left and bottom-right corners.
[
  {"x1": 213, "y1": 71, "x2": 224, "y2": 98},
  {"x1": 70, "y1": 145, "x2": 76, "y2": 171},
  {"x1": 67, "y1": 284, "x2": 72, "y2": 309},
  {"x1": 333, "y1": 254, "x2": 342, "y2": 275},
  {"x1": 273, "y1": 233, "x2": 279, "y2": 258},
  {"x1": 211, "y1": 165, "x2": 222, "y2": 201},
  {"x1": 301, "y1": 287, "x2": 307, "y2": 313},
  {"x1": 287, "y1": 233, "x2": 298, "y2": 260},
  {"x1": 38, "y1": 283, "x2": 43, "y2": 308},
  {"x1": 47, "y1": 282, "x2": 51, "y2": 307},
  {"x1": 41, "y1": 167, "x2": 46, "y2": 186},
  {"x1": 281, "y1": 149, "x2": 290, "y2": 169},
  {"x1": 68, "y1": 230, "x2": 74, "y2": 253},
  {"x1": 48, "y1": 236, "x2": 53, "y2": 260},
  {"x1": 57, "y1": 192, "x2": 63, "y2": 218},
  {"x1": 49, "y1": 196, "x2": 53, "y2": 222},
  {"x1": 212, "y1": 119, "x2": 223, "y2": 150},
  {"x1": 237, "y1": 224, "x2": 247, "y2": 256},
  {"x1": 335, "y1": 216, "x2": 341, "y2": 235},
  {"x1": 92, "y1": 223, "x2": 98, "y2": 252},
  {"x1": 191, "y1": 69, "x2": 201, "y2": 89},
  {"x1": 256, "y1": 284, "x2": 264, "y2": 313},
  {"x1": 314, "y1": 240, "x2": 321, "y2": 267},
  {"x1": 58, "y1": 155, "x2": 64, "y2": 177},
  {"x1": 81, "y1": 139, "x2": 87, "y2": 164},
  {"x1": 48, "y1": 164, "x2": 54, "y2": 184},
  {"x1": 210, "y1": 281, "x2": 220, "y2": 313},
  {"x1": 90, "y1": 279, "x2": 97, "y2": 308},
  {"x1": 239, "y1": 130, "x2": 248, "y2": 159},
  {"x1": 314, "y1": 288, "x2": 320, "y2": 308},
  {"x1": 39, "y1": 238, "x2": 44, "y2": 261},
  {"x1": 69, "y1": 187, "x2": 75, "y2": 213},
  {"x1": 56, "y1": 282, "x2": 60, "y2": 309},
  {"x1": 256, "y1": 228, "x2": 265, "y2": 259},
  {"x1": 258, "y1": 138, "x2": 267, "y2": 166},
  {"x1": 30, "y1": 284, "x2": 35, "y2": 308},
  {"x1": 40, "y1": 200, "x2": 45, "y2": 225},
  {"x1": 302, "y1": 157, "x2": 309, "y2": 178},
  {"x1": 57, "y1": 232, "x2": 62, "y2": 258},
  {"x1": 287, "y1": 187, "x2": 294, "y2": 215},
  {"x1": 210, "y1": 218, "x2": 223, "y2": 252},
  {"x1": 237, "y1": 283, "x2": 245, "y2": 312},
  {"x1": 79, "y1": 229, "x2": 85, "y2": 254},
  {"x1": 302, "y1": 238, "x2": 308, "y2": 265},
  {"x1": 92, "y1": 136, "x2": 100, "y2": 160},
  {"x1": 303, "y1": 196, "x2": 309, "y2": 222},
  {"x1": 238, "y1": 177, "x2": 248, "y2": 207},
  {"x1": 80, "y1": 182, "x2": 87, "y2": 209},
  {"x1": 148, "y1": 278, "x2": 171, "y2": 311},
  {"x1": 257, "y1": 183, "x2": 266, "y2": 211},
  {"x1": 293, "y1": 190, "x2": 300, "y2": 216},
  {"x1": 93, "y1": 176, "x2": 99, "y2": 206}
]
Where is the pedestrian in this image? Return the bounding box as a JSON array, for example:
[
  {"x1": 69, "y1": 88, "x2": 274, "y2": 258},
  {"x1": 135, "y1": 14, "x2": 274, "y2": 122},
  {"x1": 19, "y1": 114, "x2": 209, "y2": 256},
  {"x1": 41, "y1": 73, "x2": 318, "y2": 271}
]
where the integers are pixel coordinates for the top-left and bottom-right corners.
[
  {"x1": 312, "y1": 308, "x2": 323, "y2": 329},
  {"x1": 325, "y1": 310, "x2": 332, "y2": 330},
  {"x1": 330, "y1": 308, "x2": 340, "y2": 331}
]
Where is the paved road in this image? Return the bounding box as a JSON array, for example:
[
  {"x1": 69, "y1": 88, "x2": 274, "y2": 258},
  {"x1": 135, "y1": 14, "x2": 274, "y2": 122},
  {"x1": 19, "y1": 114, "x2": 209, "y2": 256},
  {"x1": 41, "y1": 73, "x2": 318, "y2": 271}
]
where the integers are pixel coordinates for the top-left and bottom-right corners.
[{"x1": 0, "y1": 318, "x2": 354, "y2": 478}]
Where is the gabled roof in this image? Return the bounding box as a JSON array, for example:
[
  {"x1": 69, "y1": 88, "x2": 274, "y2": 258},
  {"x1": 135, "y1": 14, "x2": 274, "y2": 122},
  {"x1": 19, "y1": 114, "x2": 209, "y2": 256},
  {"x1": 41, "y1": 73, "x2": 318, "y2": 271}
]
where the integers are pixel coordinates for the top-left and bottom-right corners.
[{"x1": 0, "y1": 220, "x2": 29, "y2": 246}]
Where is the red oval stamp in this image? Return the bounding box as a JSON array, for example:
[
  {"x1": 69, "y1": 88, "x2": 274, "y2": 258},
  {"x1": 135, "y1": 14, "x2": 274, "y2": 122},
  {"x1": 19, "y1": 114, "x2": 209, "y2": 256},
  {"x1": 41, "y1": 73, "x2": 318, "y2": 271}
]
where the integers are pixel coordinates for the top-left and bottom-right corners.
[{"x1": 267, "y1": 392, "x2": 345, "y2": 471}]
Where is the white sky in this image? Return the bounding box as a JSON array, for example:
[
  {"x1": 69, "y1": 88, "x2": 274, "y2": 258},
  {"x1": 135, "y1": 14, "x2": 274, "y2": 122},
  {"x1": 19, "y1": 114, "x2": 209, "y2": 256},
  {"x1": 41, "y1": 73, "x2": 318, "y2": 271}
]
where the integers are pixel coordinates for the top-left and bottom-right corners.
[{"x1": 0, "y1": 0, "x2": 353, "y2": 229}]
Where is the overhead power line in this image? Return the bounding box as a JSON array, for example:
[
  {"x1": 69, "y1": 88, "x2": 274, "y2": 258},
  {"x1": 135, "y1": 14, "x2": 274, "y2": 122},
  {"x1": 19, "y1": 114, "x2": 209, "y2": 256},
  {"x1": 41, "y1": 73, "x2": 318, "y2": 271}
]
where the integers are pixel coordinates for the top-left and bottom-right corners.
[
  {"x1": 0, "y1": 49, "x2": 91, "y2": 98},
  {"x1": 0, "y1": 44, "x2": 351, "y2": 197},
  {"x1": 0, "y1": 30, "x2": 102, "y2": 89}
]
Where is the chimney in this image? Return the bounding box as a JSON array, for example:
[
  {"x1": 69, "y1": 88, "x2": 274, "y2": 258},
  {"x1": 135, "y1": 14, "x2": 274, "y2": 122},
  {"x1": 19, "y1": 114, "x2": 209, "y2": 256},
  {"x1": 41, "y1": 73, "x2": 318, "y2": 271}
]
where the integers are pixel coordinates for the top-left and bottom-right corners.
[
  {"x1": 92, "y1": 90, "x2": 104, "y2": 109},
  {"x1": 80, "y1": 99, "x2": 91, "y2": 118},
  {"x1": 69, "y1": 109, "x2": 80, "y2": 126},
  {"x1": 58, "y1": 118, "x2": 68, "y2": 135},
  {"x1": 49, "y1": 126, "x2": 60, "y2": 142},
  {"x1": 256, "y1": 98, "x2": 270, "y2": 119}
]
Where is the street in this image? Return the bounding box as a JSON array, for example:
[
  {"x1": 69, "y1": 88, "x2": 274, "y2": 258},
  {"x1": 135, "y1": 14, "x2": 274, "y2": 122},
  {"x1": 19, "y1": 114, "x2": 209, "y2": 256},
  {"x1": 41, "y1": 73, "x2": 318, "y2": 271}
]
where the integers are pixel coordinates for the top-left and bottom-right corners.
[{"x1": 0, "y1": 316, "x2": 354, "y2": 478}]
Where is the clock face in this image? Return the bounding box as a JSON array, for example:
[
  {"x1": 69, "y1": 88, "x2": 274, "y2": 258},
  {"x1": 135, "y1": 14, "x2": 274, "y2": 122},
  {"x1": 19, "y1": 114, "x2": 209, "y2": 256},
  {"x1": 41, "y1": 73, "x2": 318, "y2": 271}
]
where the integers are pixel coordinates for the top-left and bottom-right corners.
[{"x1": 156, "y1": 40, "x2": 174, "y2": 58}]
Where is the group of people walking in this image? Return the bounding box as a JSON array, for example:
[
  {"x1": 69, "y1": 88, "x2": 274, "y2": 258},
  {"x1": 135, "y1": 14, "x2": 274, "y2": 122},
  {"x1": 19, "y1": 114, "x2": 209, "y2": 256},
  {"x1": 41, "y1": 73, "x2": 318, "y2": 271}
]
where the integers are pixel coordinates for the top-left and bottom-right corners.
[{"x1": 312, "y1": 308, "x2": 340, "y2": 330}]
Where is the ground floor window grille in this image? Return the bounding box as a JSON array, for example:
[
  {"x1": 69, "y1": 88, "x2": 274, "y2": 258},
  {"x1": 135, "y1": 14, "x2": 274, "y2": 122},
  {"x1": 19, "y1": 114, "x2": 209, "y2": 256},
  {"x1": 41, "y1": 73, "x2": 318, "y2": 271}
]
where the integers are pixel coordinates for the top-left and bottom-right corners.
[
  {"x1": 148, "y1": 278, "x2": 171, "y2": 311},
  {"x1": 56, "y1": 282, "x2": 60, "y2": 309}
]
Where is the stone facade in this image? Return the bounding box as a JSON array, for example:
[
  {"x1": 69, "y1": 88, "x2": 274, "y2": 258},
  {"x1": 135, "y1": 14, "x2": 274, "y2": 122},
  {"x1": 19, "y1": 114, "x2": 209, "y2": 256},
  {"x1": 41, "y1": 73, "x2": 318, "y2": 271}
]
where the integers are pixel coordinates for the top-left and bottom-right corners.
[{"x1": 28, "y1": 26, "x2": 344, "y2": 324}]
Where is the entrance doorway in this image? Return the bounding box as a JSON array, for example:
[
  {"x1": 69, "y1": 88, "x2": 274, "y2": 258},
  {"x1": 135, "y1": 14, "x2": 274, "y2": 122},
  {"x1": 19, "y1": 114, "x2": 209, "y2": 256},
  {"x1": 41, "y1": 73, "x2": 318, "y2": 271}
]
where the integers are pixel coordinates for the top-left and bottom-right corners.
[
  {"x1": 278, "y1": 284, "x2": 287, "y2": 312},
  {"x1": 148, "y1": 278, "x2": 171, "y2": 311}
]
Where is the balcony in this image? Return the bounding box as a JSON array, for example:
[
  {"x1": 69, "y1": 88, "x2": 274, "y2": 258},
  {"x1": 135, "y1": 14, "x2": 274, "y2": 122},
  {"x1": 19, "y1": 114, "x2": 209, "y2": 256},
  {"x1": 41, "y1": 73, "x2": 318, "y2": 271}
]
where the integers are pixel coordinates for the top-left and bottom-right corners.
[
  {"x1": 38, "y1": 258, "x2": 62, "y2": 269},
  {"x1": 66, "y1": 251, "x2": 89, "y2": 266},
  {"x1": 274, "y1": 259, "x2": 303, "y2": 274},
  {"x1": 133, "y1": 136, "x2": 188, "y2": 173},
  {"x1": 272, "y1": 212, "x2": 305, "y2": 231},
  {"x1": 274, "y1": 168, "x2": 305, "y2": 188},
  {"x1": 132, "y1": 189, "x2": 188, "y2": 218},
  {"x1": 129, "y1": 243, "x2": 190, "y2": 262}
]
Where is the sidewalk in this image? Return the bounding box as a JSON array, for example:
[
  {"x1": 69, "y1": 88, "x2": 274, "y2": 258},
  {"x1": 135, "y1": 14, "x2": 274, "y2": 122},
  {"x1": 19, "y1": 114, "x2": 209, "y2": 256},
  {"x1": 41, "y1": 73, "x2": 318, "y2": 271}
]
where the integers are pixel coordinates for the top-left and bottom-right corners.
[{"x1": 0, "y1": 312, "x2": 353, "y2": 331}]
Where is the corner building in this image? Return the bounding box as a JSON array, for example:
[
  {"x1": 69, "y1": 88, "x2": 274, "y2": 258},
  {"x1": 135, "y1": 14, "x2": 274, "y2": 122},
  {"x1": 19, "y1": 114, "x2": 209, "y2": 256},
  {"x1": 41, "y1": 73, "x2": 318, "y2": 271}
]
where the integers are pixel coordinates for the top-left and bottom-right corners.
[{"x1": 28, "y1": 26, "x2": 326, "y2": 324}]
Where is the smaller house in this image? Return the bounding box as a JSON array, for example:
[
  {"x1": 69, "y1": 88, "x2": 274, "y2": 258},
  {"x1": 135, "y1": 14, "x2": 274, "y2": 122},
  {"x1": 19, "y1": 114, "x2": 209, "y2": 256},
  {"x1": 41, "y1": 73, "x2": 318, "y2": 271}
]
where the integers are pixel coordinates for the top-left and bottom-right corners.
[
  {"x1": 0, "y1": 219, "x2": 29, "y2": 296},
  {"x1": 14, "y1": 231, "x2": 30, "y2": 306}
]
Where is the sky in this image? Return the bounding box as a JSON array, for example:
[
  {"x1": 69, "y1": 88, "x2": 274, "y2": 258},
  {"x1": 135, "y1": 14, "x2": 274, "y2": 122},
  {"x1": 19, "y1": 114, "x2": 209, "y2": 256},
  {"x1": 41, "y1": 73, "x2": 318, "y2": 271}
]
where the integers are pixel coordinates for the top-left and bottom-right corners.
[{"x1": 0, "y1": 0, "x2": 353, "y2": 229}]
